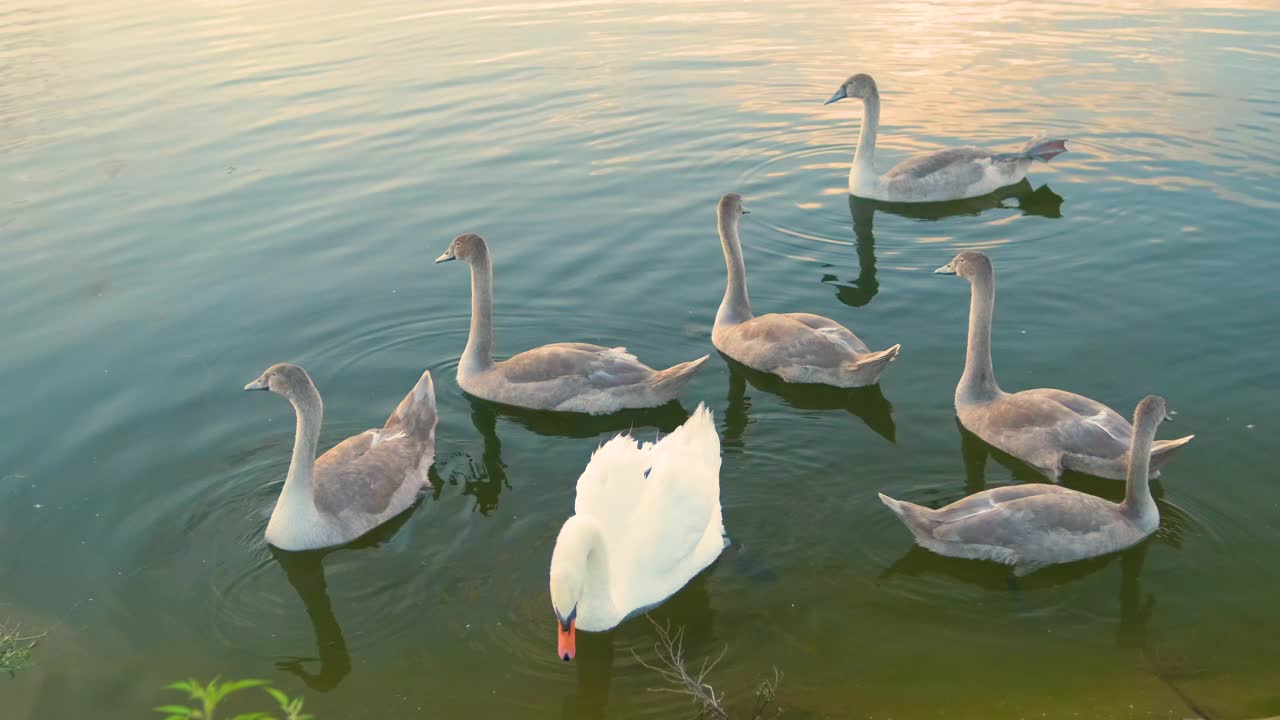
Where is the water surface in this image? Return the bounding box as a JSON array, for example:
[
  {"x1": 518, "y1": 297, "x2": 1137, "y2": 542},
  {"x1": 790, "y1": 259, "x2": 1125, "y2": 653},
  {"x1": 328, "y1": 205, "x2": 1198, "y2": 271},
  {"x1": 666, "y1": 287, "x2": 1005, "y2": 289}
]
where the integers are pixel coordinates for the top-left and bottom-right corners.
[{"x1": 2, "y1": 1, "x2": 1278, "y2": 717}]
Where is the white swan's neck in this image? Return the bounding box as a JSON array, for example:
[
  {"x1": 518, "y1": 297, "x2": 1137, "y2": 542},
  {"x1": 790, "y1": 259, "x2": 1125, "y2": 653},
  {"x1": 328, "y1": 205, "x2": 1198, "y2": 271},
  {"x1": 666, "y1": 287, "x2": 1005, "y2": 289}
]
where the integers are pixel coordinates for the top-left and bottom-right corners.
[
  {"x1": 275, "y1": 388, "x2": 323, "y2": 525},
  {"x1": 715, "y1": 211, "x2": 753, "y2": 327},
  {"x1": 461, "y1": 249, "x2": 496, "y2": 376},
  {"x1": 1121, "y1": 410, "x2": 1160, "y2": 526},
  {"x1": 958, "y1": 268, "x2": 1002, "y2": 403},
  {"x1": 552, "y1": 516, "x2": 620, "y2": 628},
  {"x1": 853, "y1": 92, "x2": 880, "y2": 176}
]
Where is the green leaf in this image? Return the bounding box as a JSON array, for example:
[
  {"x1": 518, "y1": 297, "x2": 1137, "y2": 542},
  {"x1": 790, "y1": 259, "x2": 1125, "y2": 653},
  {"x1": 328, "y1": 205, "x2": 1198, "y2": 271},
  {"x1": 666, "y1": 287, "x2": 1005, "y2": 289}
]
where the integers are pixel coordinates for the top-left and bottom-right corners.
[
  {"x1": 153, "y1": 706, "x2": 194, "y2": 717},
  {"x1": 207, "y1": 678, "x2": 268, "y2": 706},
  {"x1": 220, "y1": 679, "x2": 270, "y2": 695},
  {"x1": 228, "y1": 713, "x2": 274, "y2": 720},
  {"x1": 263, "y1": 686, "x2": 291, "y2": 708},
  {"x1": 167, "y1": 680, "x2": 197, "y2": 694}
]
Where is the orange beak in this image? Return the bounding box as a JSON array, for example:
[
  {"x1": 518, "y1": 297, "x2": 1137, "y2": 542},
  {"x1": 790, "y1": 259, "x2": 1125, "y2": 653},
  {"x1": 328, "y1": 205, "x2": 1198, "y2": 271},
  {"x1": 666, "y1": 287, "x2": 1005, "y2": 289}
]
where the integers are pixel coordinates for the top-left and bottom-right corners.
[{"x1": 557, "y1": 618, "x2": 576, "y2": 662}]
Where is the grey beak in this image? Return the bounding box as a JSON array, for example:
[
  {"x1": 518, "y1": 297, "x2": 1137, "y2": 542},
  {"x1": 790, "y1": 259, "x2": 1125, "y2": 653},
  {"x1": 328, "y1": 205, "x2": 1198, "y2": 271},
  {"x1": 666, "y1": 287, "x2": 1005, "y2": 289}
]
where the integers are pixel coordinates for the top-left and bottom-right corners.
[
  {"x1": 1163, "y1": 413, "x2": 1174, "y2": 423},
  {"x1": 824, "y1": 86, "x2": 848, "y2": 105},
  {"x1": 934, "y1": 263, "x2": 957, "y2": 275},
  {"x1": 244, "y1": 378, "x2": 268, "y2": 391},
  {"x1": 434, "y1": 251, "x2": 455, "y2": 264},
  {"x1": 741, "y1": 209, "x2": 751, "y2": 215}
]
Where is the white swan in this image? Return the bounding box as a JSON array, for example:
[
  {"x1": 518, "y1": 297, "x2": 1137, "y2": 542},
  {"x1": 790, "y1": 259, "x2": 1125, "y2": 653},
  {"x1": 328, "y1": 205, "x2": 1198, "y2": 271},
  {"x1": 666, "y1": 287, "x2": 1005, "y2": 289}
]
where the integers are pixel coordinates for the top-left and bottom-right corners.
[
  {"x1": 938, "y1": 250, "x2": 1193, "y2": 481},
  {"x1": 825, "y1": 73, "x2": 1068, "y2": 203},
  {"x1": 244, "y1": 364, "x2": 436, "y2": 551},
  {"x1": 548, "y1": 403, "x2": 725, "y2": 661},
  {"x1": 879, "y1": 395, "x2": 1171, "y2": 577},
  {"x1": 712, "y1": 193, "x2": 900, "y2": 386},
  {"x1": 436, "y1": 233, "x2": 709, "y2": 414}
]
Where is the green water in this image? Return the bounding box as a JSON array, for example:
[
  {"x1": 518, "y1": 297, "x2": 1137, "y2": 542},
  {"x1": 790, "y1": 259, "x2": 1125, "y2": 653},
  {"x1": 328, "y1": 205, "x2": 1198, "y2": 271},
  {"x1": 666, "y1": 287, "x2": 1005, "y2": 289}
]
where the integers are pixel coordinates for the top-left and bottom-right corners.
[{"x1": 2, "y1": 1, "x2": 1278, "y2": 717}]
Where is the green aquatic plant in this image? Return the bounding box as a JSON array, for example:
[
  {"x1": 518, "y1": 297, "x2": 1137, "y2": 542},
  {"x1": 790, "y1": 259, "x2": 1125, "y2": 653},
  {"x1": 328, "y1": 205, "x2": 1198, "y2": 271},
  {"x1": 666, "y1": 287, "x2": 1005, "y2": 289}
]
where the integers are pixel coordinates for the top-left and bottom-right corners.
[
  {"x1": 154, "y1": 677, "x2": 314, "y2": 720},
  {"x1": 0, "y1": 623, "x2": 44, "y2": 676},
  {"x1": 635, "y1": 618, "x2": 783, "y2": 720}
]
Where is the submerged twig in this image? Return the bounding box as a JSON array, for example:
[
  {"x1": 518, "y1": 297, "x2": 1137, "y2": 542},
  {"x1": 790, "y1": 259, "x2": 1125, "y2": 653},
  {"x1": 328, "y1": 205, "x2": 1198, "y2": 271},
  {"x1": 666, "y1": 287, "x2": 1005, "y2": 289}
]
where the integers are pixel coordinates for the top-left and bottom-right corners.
[{"x1": 633, "y1": 616, "x2": 782, "y2": 720}]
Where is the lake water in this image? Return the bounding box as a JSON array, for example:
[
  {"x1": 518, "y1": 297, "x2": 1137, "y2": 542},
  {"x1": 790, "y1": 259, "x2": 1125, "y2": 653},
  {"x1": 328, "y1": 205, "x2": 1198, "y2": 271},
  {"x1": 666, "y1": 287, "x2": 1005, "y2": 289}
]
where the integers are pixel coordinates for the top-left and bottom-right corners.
[{"x1": 2, "y1": 1, "x2": 1278, "y2": 717}]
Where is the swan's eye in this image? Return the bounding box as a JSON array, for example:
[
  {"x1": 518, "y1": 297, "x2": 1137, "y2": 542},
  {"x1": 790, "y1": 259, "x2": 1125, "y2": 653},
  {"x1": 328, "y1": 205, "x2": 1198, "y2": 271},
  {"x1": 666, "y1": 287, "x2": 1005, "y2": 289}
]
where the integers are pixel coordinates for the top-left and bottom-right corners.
[{"x1": 558, "y1": 604, "x2": 578, "y2": 631}]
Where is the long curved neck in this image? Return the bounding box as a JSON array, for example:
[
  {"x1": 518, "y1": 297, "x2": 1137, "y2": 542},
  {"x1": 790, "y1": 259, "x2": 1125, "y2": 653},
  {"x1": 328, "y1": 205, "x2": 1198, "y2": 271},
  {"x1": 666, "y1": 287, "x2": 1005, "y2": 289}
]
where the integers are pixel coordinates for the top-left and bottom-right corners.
[
  {"x1": 556, "y1": 516, "x2": 619, "y2": 622},
  {"x1": 854, "y1": 91, "x2": 880, "y2": 174},
  {"x1": 1121, "y1": 412, "x2": 1160, "y2": 522},
  {"x1": 958, "y1": 268, "x2": 1001, "y2": 403},
  {"x1": 715, "y1": 212, "x2": 752, "y2": 326},
  {"x1": 462, "y1": 250, "x2": 496, "y2": 374},
  {"x1": 283, "y1": 386, "x2": 323, "y2": 499}
]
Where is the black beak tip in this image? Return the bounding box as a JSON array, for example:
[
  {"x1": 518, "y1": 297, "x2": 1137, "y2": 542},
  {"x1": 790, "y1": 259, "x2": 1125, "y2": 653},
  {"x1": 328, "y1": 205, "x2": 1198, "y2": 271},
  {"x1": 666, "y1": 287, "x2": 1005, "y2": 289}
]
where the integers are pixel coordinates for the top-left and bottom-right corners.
[{"x1": 561, "y1": 653, "x2": 571, "y2": 662}]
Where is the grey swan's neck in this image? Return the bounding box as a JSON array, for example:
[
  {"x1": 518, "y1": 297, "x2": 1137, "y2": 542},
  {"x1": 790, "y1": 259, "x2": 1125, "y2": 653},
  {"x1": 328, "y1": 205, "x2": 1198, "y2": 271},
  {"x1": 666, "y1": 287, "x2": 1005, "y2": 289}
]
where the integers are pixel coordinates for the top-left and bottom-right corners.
[
  {"x1": 462, "y1": 247, "x2": 497, "y2": 376},
  {"x1": 958, "y1": 266, "x2": 1002, "y2": 404},
  {"x1": 282, "y1": 384, "x2": 324, "y2": 502},
  {"x1": 1120, "y1": 409, "x2": 1160, "y2": 524},
  {"x1": 716, "y1": 210, "x2": 753, "y2": 327},
  {"x1": 854, "y1": 90, "x2": 880, "y2": 175}
]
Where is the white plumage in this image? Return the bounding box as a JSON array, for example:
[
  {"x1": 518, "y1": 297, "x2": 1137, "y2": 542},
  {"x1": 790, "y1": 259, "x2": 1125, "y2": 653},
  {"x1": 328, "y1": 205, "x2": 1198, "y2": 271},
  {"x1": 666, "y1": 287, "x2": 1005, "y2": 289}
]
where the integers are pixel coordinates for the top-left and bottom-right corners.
[{"x1": 548, "y1": 404, "x2": 726, "y2": 658}]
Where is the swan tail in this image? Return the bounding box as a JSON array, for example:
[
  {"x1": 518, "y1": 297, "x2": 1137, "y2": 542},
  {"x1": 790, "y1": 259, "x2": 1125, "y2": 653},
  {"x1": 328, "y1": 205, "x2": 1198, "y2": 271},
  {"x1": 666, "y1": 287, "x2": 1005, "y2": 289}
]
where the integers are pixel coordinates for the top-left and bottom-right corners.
[
  {"x1": 647, "y1": 401, "x2": 716, "y2": 450},
  {"x1": 384, "y1": 369, "x2": 438, "y2": 440},
  {"x1": 1150, "y1": 434, "x2": 1195, "y2": 472},
  {"x1": 848, "y1": 344, "x2": 900, "y2": 381},
  {"x1": 648, "y1": 354, "x2": 711, "y2": 399},
  {"x1": 1017, "y1": 135, "x2": 1068, "y2": 163},
  {"x1": 878, "y1": 492, "x2": 939, "y2": 544}
]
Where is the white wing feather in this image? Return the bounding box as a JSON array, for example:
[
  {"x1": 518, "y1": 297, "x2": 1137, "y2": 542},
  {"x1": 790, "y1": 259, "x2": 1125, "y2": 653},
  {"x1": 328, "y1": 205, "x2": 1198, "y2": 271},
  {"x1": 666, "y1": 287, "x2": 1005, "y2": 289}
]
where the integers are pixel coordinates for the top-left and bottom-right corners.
[
  {"x1": 574, "y1": 433, "x2": 652, "y2": 543},
  {"x1": 627, "y1": 405, "x2": 723, "y2": 583},
  {"x1": 570, "y1": 404, "x2": 725, "y2": 617}
]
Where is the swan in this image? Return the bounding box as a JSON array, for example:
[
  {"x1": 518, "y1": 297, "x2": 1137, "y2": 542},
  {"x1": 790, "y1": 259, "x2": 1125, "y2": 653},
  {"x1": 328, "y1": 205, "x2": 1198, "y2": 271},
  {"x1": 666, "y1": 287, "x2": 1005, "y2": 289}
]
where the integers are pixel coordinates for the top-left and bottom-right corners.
[
  {"x1": 711, "y1": 193, "x2": 900, "y2": 386},
  {"x1": 879, "y1": 395, "x2": 1172, "y2": 576},
  {"x1": 548, "y1": 403, "x2": 725, "y2": 661},
  {"x1": 937, "y1": 251, "x2": 1193, "y2": 481},
  {"x1": 824, "y1": 73, "x2": 1068, "y2": 203},
  {"x1": 244, "y1": 364, "x2": 436, "y2": 551},
  {"x1": 435, "y1": 233, "x2": 709, "y2": 414}
]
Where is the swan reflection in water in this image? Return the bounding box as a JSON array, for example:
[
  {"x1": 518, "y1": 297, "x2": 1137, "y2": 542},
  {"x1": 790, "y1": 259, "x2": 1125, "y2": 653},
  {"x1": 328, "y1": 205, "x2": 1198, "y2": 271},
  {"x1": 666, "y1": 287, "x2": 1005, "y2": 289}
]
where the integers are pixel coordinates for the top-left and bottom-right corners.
[
  {"x1": 721, "y1": 354, "x2": 896, "y2": 445},
  {"x1": 824, "y1": 181, "x2": 1064, "y2": 308},
  {"x1": 269, "y1": 504, "x2": 422, "y2": 691}
]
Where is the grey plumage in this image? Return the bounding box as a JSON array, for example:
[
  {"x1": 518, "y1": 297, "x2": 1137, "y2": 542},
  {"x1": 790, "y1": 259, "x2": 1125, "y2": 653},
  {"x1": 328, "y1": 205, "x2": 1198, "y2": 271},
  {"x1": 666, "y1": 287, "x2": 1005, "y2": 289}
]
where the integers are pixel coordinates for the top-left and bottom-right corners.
[
  {"x1": 884, "y1": 147, "x2": 990, "y2": 182},
  {"x1": 826, "y1": 72, "x2": 1067, "y2": 203},
  {"x1": 435, "y1": 233, "x2": 708, "y2": 414},
  {"x1": 711, "y1": 193, "x2": 900, "y2": 387},
  {"x1": 245, "y1": 363, "x2": 436, "y2": 551},
  {"x1": 938, "y1": 250, "x2": 1193, "y2": 481},
  {"x1": 880, "y1": 396, "x2": 1171, "y2": 576}
]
